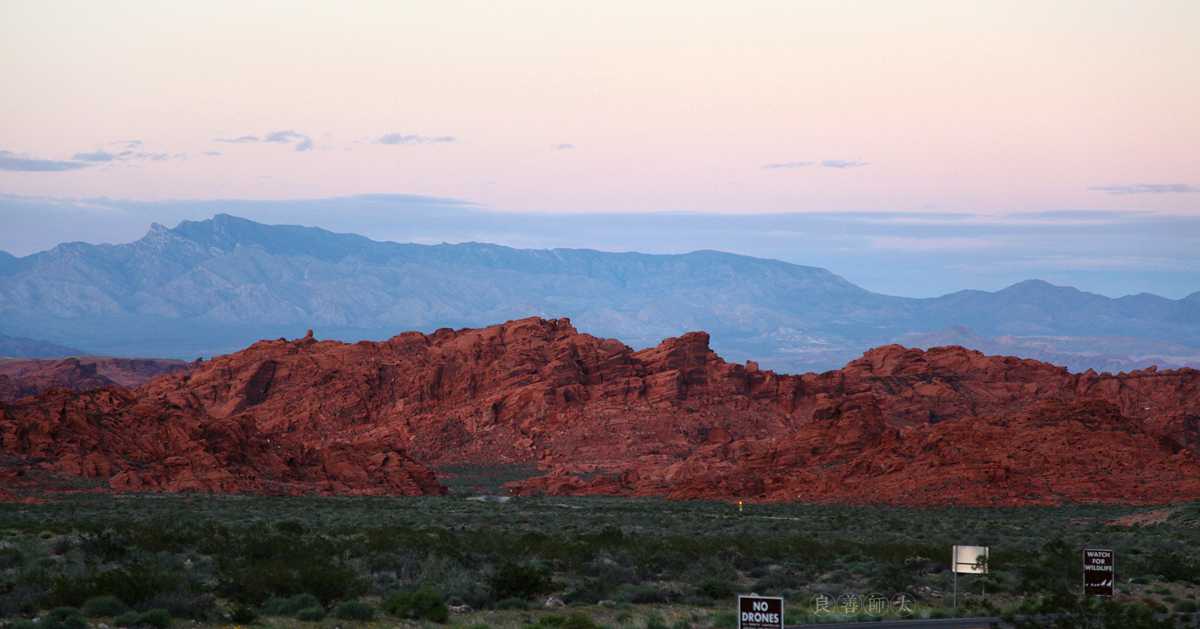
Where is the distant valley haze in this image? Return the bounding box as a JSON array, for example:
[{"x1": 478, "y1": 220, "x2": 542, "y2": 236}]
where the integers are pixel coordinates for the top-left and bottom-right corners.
[{"x1": 0, "y1": 212, "x2": 1196, "y2": 374}]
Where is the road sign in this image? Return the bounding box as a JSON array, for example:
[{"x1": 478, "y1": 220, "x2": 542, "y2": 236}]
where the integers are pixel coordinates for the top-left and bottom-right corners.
[
  {"x1": 953, "y1": 545, "x2": 989, "y2": 574},
  {"x1": 1083, "y1": 549, "x2": 1115, "y2": 596},
  {"x1": 738, "y1": 595, "x2": 784, "y2": 629}
]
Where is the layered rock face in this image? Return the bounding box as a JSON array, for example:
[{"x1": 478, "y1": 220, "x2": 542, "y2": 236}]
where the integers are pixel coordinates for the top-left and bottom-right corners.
[
  {"x1": 0, "y1": 356, "x2": 191, "y2": 402},
  {"x1": 664, "y1": 399, "x2": 1200, "y2": 506},
  {"x1": 3, "y1": 317, "x2": 1200, "y2": 505}
]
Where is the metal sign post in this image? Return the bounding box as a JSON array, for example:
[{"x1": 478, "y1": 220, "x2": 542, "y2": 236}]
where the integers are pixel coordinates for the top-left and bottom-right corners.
[
  {"x1": 951, "y1": 546, "x2": 989, "y2": 609},
  {"x1": 738, "y1": 595, "x2": 784, "y2": 629},
  {"x1": 1083, "y1": 549, "x2": 1115, "y2": 599}
]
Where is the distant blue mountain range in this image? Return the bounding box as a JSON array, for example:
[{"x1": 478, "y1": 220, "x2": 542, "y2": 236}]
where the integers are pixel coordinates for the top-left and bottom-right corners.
[{"x1": 1, "y1": 214, "x2": 1197, "y2": 372}]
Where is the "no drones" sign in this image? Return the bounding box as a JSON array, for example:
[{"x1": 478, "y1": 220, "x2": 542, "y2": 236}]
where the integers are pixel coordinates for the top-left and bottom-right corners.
[{"x1": 738, "y1": 595, "x2": 783, "y2": 629}]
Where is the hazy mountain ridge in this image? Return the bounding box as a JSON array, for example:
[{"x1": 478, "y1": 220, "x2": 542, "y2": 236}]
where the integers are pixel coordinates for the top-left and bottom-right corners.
[
  {"x1": 0, "y1": 331, "x2": 82, "y2": 358},
  {"x1": 1, "y1": 214, "x2": 1197, "y2": 372},
  {"x1": 896, "y1": 325, "x2": 1200, "y2": 374}
]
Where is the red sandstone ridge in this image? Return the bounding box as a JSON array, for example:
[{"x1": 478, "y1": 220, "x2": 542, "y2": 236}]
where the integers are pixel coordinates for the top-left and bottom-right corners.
[
  {"x1": 0, "y1": 356, "x2": 192, "y2": 402},
  {"x1": 3, "y1": 317, "x2": 1200, "y2": 505},
  {"x1": 0, "y1": 384, "x2": 445, "y2": 497},
  {"x1": 663, "y1": 399, "x2": 1200, "y2": 507}
]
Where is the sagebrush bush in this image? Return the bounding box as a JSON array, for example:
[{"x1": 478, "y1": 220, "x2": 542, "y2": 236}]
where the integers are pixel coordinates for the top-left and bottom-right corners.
[
  {"x1": 489, "y1": 563, "x2": 553, "y2": 601},
  {"x1": 613, "y1": 585, "x2": 666, "y2": 605},
  {"x1": 0, "y1": 547, "x2": 24, "y2": 570},
  {"x1": 335, "y1": 601, "x2": 375, "y2": 621},
  {"x1": 148, "y1": 591, "x2": 214, "y2": 619},
  {"x1": 44, "y1": 607, "x2": 87, "y2": 629},
  {"x1": 711, "y1": 610, "x2": 736, "y2": 629},
  {"x1": 695, "y1": 579, "x2": 733, "y2": 600},
  {"x1": 383, "y1": 587, "x2": 448, "y2": 622},
  {"x1": 264, "y1": 593, "x2": 322, "y2": 617},
  {"x1": 82, "y1": 596, "x2": 129, "y2": 618},
  {"x1": 562, "y1": 612, "x2": 601, "y2": 629},
  {"x1": 295, "y1": 606, "x2": 326, "y2": 621},
  {"x1": 138, "y1": 609, "x2": 173, "y2": 629},
  {"x1": 228, "y1": 603, "x2": 257, "y2": 624},
  {"x1": 114, "y1": 611, "x2": 141, "y2": 627}
]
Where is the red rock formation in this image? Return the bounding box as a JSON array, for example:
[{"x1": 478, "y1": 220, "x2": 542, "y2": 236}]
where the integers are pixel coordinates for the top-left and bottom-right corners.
[
  {"x1": 0, "y1": 356, "x2": 191, "y2": 402},
  {"x1": 664, "y1": 399, "x2": 1200, "y2": 506},
  {"x1": 0, "y1": 385, "x2": 445, "y2": 497},
  {"x1": 3, "y1": 317, "x2": 1200, "y2": 505}
]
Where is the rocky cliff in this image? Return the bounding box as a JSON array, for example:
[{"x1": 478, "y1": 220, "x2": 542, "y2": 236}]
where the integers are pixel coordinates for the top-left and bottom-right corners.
[
  {"x1": 2, "y1": 317, "x2": 1199, "y2": 505},
  {"x1": 0, "y1": 356, "x2": 191, "y2": 402}
]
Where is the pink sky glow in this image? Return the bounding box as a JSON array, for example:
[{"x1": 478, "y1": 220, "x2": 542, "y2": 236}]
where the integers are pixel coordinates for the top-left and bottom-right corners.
[{"x1": 1, "y1": 1, "x2": 1198, "y2": 216}]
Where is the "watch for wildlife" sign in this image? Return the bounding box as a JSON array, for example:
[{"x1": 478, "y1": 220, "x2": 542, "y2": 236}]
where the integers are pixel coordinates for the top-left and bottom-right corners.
[
  {"x1": 1083, "y1": 549, "x2": 1115, "y2": 597},
  {"x1": 738, "y1": 595, "x2": 783, "y2": 629}
]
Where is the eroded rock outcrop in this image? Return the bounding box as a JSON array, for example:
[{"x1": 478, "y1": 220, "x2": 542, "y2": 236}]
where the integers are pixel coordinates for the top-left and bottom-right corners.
[
  {"x1": 3, "y1": 317, "x2": 1200, "y2": 504},
  {"x1": 663, "y1": 399, "x2": 1200, "y2": 506},
  {"x1": 0, "y1": 356, "x2": 191, "y2": 402}
]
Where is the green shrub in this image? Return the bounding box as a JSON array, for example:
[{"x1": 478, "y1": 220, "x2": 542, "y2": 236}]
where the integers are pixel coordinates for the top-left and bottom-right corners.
[
  {"x1": 561, "y1": 613, "x2": 600, "y2": 629},
  {"x1": 540, "y1": 614, "x2": 565, "y2": 627},
  {"x1": 0, "y1": 547, "x2": 24, "y2": 570},
  {"x1": 613, "y1": 585, "x2": 666, "y2": 605},
  {"x1": 148, "y1": 591, "x2": 214, "y2": 619},
  {"x1": 259, "y1": 597, "x2": 287, "y2": 615},
  {"x1": 382, "y1": 590, "x2": 413, "y2": 616},
  {"x1": 266, "y1": 593, "x2": 323, "y2": 617},
  {"x1": 82, "y1": 596, "x2": 129, "y2": 618},
  {"x1": 695, "y1": 579, "x2": 734, "y2": 600},
  {"x1": 644, "y1": 615, "x2": 667, "y2": 629},
  {"x1": 335, "y1": 601, "x2": 375, "y2": 621},
  {"x1": 12, "y1": 621, "x2": 38, "y2": 629},
  {"x1": 228, "y1": 603, "x2": 257, "y2": 624},
  {"x1": 114, "y1": 611, "x2": 141, "y2": 627},
  {"x1": 469, "y1": 623, "x2": 492, "y2": 629},
  {"x1": 497, "y1": 598, "x2": 533, "y2": 610},
  {"x1": 42, "y1": 568, "x2": 185, "y2": 609},
  {"x1": 411, "y1": 587, "x2": 449, "y2": 623},
  {"x1": 489, "y1": 564, "x2": 553, "y2": 601},
  {"x1": 383, "y1": 587, "x2": 448, "y2": 622},
  {"x1": 138, "y1": 609, "x2": 173, "y2": 629},
  {"x1": 44, "y1": 608, "x2": 87, "y2": 629},
  {"x1": 711, "y1": 611, "x2": 736, "y2": 629},
  {"x1": 295, "y1": 606, "x2": 326, "y2": 621},
  {"x1": 1174, "y1": 599, "x2": 1198, "y2": 613}
]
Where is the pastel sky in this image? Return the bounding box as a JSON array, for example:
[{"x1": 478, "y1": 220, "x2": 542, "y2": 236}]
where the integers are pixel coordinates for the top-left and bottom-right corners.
[
  {"x1": 1, "y1": 1, "x2": 1198, "y2": 215},
  {"x1": 2, "y1": 2, "x2": 1199, "y2": 301}
]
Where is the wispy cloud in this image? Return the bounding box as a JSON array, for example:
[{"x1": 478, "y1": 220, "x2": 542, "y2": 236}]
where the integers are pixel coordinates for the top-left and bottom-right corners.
[
  {"x1": 214, "y1": 135, "x2": 260, "y2": 143},
  {"x1": 762, "y1": 161, "x2": 815, "y2": 169},
  {"x1": 762, "y1": 159, "x2": 872, "y2": 170},
  {"x1": 202, "y1": 151, "x2": 221, "y2": 156},
  {"x1": 264, "y1": 130, "x2": 313, "y2": 151},
  {"x1": 819, "y1": 159, "x2": 871, "y2": 169},
  {"x1": 374, "y1": 133, "x2": 456, "y2": 146},
  {"x1": 552, "y1": 143, "x2": 575, "y2": 150},
  {"x1": 74, "y1": 149, "x2": 170, "y2": 163},
  {"x1": 73, "y1": 150, "x2": 116, "y2": 162},
  {"x1": 1088, "y1": 183, "x2": 1200, "y2": 195},
  {"x1": 0, "y1": 151, "x2": 91, "y2": 172}
]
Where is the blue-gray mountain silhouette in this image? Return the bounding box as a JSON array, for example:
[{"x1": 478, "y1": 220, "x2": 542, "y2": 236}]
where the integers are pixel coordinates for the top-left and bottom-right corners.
[{"x1": 1, "y1": 214, "x2": 1196, "y2": 372}]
